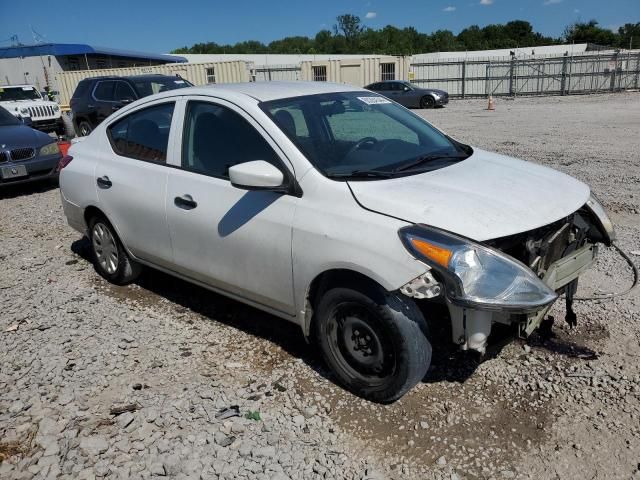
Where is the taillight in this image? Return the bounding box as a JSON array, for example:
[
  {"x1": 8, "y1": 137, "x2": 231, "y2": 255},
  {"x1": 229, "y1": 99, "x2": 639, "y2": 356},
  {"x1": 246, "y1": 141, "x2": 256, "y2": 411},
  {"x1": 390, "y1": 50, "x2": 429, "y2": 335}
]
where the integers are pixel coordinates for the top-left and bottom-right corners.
[{"x1": 57, "y1": 155, "x2": 73, "y2": 172}]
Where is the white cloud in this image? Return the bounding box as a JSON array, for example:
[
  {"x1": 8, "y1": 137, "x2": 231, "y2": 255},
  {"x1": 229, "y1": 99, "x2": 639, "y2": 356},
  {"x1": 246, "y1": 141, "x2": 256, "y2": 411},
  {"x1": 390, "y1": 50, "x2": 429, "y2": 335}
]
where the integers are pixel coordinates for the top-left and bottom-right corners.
[
  {"x1": 365, "y1": 11, "x2": 377, "y2": 19},
  {"x1": 543, "y1": 0, "x2": 562, "y2": 5},
  {"x1": 479, "y1": 0, "x2": 493, "y2": 5},
  {"x1": 443, "y1": 5, "x2": 456, "y2": 11}
]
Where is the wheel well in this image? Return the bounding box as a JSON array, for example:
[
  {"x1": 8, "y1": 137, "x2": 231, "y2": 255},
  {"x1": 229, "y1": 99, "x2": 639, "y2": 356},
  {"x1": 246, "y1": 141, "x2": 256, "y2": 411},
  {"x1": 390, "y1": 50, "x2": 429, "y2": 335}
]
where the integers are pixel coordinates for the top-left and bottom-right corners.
[
  {"x1": 304, "y1": 269, "x2": 386, "y2": 338},
  {"x1": 83, "y1": 205, "x2": 106, "y2": 228}
]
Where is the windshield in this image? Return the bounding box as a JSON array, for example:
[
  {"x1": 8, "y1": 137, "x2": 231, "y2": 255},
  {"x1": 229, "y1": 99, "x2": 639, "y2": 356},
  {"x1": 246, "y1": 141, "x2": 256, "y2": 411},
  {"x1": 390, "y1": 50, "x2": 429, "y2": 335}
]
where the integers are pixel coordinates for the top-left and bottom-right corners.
[
  {"x1": 261, "y1": 92, "x2": 469, "y2": 179},
  {"x1": 0, "y1": 107, "x2": 20, "y2": 126},
  {"x1": 0, "y1": 86, "x2": 42, "y2": 102},
  {"x1": 132, "y1": 77, "x2": 193, "y2": 97}
]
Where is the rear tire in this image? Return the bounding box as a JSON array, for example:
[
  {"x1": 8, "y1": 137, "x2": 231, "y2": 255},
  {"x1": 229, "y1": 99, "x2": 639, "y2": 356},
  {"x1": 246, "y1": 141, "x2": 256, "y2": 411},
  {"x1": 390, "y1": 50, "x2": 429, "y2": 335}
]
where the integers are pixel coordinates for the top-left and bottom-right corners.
[
  {"x1": 420, "y1": 96, "x2": 436, "y2": 109},
  {"x1": 77, "y1": 120, "x2": 92, "y2": 137},
  {"x1": 88, "y1": 215, "x2": 141, "y2": 285},
  {"x1": 314, "y1": 285, "x2": 431, "y2": 403}
]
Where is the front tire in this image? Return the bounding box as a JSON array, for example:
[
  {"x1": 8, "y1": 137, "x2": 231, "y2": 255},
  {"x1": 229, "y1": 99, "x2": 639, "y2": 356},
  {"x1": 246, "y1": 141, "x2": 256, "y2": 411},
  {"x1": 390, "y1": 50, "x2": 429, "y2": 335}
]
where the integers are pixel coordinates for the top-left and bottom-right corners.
[
  {"x1": 88, "y1": 216, "x2": 141, "y2": 285},
  {"x1": 314, "y1": 285, "x2": 431, "y2": 403},
  {"x1": 420, "y1": 96, "x2": 436, "y2": 109}
]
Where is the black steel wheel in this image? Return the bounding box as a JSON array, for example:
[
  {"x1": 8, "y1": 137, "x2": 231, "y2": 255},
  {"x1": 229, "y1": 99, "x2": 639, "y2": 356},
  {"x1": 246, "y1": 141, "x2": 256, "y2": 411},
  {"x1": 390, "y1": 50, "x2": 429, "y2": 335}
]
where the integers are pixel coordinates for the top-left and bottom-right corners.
[
  {"x1": 314, "y1": 285, "x2": 431, "y2": 403},
  {"x1": 420, "y1": 96, "x2": 436, "y2": 109}
]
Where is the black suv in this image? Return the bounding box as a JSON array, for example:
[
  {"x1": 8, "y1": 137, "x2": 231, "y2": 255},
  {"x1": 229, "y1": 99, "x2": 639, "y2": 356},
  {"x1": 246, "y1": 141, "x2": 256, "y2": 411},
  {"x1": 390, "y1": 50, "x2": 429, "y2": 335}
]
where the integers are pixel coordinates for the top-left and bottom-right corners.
[{"x1": 70, "y1": 74, "x2": 192, "y2": 136}]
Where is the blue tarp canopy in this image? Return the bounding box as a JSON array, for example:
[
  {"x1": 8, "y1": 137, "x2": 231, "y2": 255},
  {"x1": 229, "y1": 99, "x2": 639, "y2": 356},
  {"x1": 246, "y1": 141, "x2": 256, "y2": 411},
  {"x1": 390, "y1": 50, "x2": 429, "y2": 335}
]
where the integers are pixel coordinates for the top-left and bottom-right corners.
[{"x1": 0, "y1": 43, "x2": 187, "y2": 63}]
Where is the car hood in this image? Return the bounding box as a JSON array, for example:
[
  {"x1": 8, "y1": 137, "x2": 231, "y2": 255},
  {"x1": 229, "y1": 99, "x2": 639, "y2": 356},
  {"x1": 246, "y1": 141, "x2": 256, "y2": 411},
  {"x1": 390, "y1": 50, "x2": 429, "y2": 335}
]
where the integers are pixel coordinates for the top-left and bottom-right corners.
[
  {"x1": 0, "y1": 124, "x2": 54, "y2": 149},
  {"x1": 348, "y1": 148, "x2": 590, "y2": 241}
]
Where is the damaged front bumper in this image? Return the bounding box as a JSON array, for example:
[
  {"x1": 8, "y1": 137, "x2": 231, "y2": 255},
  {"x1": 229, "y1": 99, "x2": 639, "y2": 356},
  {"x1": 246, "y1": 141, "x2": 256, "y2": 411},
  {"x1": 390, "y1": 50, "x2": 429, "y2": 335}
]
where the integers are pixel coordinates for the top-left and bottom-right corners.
[{"x1": 448, "y1": 242, "x2": 598, "y2": 352}]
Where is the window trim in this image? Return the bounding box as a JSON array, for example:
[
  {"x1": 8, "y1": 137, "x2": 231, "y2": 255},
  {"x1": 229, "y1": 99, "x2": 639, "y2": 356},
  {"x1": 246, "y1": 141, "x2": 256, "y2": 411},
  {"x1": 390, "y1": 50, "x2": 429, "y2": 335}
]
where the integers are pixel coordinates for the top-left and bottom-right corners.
[
  {"x1": 106, "y1": 101, "x2": 176, "y2": 164},
  {"x1": 93, "y1": 80, "x2": 138, "y2": 103},
  {"x1": 113, "y1": 81, "x2": 138, "y2": 102},
  {"x1": 91, "y1": 80, "x2": 116, "y2": 102},
  {"x1": 178, "y1": 98, "x2": 301, "y2": 196}
]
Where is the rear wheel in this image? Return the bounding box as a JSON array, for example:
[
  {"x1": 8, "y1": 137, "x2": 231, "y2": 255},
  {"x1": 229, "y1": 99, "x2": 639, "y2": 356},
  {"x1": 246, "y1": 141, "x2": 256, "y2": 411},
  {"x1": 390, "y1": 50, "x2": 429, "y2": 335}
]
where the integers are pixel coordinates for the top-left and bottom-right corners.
[
  {"x1": 314, "y1": 285, "x2": 431, "y2": 403},
  {"x1": 88, "y1": 216, "x2": 141, "y2": 285},
  {"x1": 77, "y1": 120, "x2": 92, "y2": 137},
  {"x1": 420, "y1": 96, "x2": 436, "y2": 109}
]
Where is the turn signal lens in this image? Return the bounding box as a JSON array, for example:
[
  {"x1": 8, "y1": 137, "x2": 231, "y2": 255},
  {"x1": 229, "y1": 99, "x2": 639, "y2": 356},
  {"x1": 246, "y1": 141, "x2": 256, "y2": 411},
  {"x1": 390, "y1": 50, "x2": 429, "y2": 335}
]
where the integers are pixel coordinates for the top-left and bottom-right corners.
[{"x1": 409, "y1": 238, "x2": 452, "y2": 268}]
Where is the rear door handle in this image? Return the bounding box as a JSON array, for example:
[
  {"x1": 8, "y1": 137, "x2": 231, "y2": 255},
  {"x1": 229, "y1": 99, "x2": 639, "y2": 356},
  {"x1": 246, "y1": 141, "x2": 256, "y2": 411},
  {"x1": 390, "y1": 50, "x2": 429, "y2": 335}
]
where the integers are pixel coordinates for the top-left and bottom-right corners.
[
  {"x1": 174, "y1": 194, "x2": 197, "y2": 210},
  {"x1": 97, "y1": 176, "x2": 112, "y2": 189}
]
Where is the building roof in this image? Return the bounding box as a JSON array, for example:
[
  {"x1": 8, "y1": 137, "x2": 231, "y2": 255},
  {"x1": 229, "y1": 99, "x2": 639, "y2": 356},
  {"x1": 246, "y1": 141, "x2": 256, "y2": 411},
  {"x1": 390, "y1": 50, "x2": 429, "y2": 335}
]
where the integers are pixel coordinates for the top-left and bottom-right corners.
[{"x1": 0, "y1": 43, "x2": 187, "y2": 63}]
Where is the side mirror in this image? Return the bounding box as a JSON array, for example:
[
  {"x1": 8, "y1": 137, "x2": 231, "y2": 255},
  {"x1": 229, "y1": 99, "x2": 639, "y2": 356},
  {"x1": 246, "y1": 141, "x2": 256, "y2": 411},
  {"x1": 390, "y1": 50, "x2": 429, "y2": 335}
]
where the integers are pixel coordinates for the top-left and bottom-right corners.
[{"x1": 229, "y1": 160, "x2": 284, "y2": 191}]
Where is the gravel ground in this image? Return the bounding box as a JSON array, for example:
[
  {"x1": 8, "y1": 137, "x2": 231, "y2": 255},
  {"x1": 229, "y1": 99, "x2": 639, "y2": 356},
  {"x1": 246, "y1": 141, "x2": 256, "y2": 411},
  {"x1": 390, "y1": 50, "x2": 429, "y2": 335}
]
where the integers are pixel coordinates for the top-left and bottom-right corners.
[{"x1": 1, "y1": 92, "x2": 639, "y2": 480}]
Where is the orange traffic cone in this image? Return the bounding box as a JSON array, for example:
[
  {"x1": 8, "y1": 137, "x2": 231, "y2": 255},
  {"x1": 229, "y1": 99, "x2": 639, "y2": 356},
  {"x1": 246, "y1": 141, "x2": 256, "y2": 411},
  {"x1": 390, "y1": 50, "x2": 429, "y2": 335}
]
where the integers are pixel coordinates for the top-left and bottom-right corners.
[{"x1": 487, "y1": 95, "x2": 495, "y2": 111}]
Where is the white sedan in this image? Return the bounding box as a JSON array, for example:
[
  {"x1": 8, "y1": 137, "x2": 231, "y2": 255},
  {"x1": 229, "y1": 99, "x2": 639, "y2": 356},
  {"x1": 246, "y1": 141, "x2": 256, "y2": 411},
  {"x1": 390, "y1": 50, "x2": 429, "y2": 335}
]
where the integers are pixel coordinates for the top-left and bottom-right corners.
[{"x1": 59, "y1": 81, "x2": 615, "y2": 402}]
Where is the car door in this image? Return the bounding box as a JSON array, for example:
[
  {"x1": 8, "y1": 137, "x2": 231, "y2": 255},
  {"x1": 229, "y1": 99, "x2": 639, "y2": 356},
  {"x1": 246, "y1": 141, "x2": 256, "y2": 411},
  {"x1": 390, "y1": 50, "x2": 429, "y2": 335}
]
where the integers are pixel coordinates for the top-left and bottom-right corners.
[
  {"x1": 165, "y1": 98, "x2": 297, "y2": 315},
  {"x1": 91, "y1": 80, "x2": 117, "y2": 125},
  {"x1": 96, "y1": 100, "x2": 177, "y2": 267}
]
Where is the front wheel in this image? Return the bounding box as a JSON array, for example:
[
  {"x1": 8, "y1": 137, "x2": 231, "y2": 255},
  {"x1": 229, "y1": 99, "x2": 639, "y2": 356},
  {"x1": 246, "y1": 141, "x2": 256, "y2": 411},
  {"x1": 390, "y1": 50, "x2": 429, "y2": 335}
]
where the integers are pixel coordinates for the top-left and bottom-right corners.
[
  {"x1": 420, "y1": 96, "x2": 436, "y2": 109},
  {"x1": 314, "y1": 286, "x2": 431, "y2": 403},
  {"x1": 89, "y1": 216, "x2": 141, "y2": 285}
]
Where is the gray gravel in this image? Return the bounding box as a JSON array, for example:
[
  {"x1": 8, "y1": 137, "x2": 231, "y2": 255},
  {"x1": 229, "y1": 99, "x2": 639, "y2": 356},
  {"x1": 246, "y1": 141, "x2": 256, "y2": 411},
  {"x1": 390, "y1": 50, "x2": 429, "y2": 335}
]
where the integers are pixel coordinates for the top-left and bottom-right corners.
[{"x1": 1, "y1": 92, "x2": 639, "y2": 480}]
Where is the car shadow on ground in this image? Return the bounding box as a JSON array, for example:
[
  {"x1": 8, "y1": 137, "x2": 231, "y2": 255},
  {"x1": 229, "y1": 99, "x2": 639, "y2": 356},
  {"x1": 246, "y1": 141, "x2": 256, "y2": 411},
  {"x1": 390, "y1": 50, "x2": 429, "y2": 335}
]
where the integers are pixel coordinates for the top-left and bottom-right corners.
[
  {"x1": 70, "y1": 237, "x2": 599, "y2": 391},
  {"x1": 0, "y1": 179, "x2": 57, "y2": 199}
]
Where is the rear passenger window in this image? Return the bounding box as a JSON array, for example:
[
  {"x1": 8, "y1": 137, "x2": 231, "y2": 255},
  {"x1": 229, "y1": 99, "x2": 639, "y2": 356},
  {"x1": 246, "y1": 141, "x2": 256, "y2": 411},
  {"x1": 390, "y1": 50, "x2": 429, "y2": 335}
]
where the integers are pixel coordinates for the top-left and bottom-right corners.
[
  {"x1": 107, "y1": 103, "x2": 174, "y2": 163},
  {"x1": 93, "y1": 81, "x2": 115, "y2": 101}
]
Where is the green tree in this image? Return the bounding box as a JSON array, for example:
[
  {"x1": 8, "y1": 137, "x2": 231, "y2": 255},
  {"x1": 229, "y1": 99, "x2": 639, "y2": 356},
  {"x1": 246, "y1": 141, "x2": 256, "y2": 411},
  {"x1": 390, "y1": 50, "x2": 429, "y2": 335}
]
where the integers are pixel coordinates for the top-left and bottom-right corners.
[
  {"x1": 564, "y1": 20, "x2": 618, "y2": 47},
  {"x1": 334, "y1": 14, "x2": 364, "y2": 51},
  {"x1": 618, "y1": 23, "x2": 640, "y2": 49}
]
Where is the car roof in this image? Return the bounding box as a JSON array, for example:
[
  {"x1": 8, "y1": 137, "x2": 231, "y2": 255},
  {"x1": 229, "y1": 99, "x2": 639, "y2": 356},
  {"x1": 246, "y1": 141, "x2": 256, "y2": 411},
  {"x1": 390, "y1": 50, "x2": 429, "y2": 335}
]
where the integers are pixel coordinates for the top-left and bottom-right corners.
[
  {"x1": 202, "y1": 81, "x2": 365, "y2": 102},
  {"x1": 1, "y1": 84, "x2": 37, "y2": 88},
  {"x1": 80, "y1": 74, "x2": 178, "y2": 82}
]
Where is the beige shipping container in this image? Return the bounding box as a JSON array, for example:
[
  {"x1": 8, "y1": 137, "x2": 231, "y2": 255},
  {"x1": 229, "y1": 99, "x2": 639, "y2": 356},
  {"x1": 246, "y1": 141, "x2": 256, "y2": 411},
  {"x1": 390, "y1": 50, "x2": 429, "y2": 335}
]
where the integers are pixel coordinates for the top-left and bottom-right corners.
[
  {"x1": 56, "y1": 61, "x2": 250, "y2": 104},
  {"x1": 300, "y1": 56, "x2": 410, "y2": 87}
]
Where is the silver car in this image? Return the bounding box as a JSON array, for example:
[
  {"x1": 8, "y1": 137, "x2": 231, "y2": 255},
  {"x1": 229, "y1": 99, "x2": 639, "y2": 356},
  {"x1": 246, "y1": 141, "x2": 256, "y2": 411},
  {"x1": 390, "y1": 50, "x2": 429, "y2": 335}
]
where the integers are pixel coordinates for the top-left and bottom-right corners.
[
  {"x1": 365, "y1": 81, "x2": 449, "y2": 108},
  {"x1": 59, "y1": 81, "x2": 615, "y2": 403}
]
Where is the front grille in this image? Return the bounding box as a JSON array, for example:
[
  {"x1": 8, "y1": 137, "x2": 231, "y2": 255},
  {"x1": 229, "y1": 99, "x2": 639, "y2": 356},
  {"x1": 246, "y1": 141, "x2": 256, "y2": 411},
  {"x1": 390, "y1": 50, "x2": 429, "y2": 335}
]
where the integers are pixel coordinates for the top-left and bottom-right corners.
[
  {"x1": 27, "y1": 105, "x2": 55, "y2": 118},
  {"x1": 0, "y1": 152, "x2": 7, "y2": 163},
  {"x1": 10, "y1": 148, "x2": 36, "y2": 161}
]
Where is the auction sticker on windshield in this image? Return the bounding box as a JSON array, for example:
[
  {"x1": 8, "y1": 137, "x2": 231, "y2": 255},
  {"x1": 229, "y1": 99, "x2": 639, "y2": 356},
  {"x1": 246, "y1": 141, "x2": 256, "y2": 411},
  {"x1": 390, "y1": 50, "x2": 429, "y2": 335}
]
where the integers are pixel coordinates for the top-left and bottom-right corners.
[{"x1": 357, "y1": 96, "x2": 392, "y2": 105}]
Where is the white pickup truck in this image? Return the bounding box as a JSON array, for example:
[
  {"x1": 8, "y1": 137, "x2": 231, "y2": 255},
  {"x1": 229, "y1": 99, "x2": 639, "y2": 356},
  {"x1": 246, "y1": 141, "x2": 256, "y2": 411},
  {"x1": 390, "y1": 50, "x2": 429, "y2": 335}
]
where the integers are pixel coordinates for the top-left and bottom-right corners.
[{"x1": 0, "y1": 84, "x2": 67, "y2": 136}]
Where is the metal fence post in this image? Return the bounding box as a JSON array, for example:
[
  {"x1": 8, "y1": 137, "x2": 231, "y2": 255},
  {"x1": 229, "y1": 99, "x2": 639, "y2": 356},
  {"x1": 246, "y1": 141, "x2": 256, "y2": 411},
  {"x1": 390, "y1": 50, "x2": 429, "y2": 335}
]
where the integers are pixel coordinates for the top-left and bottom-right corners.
[
  {"x1": 635, "y1": 52, "x2": 640, "y2": 89},
  {"x1": 461, "y1": 61, "x2": 466, "y2": 98},
  {"x1": 609, "y1": 52, "x2": 618, "y2": 91},
  {"x1": 485, "y1": 61, "x2": 490, "y2": 97},
  {"x1": 560, "y1": 53, "x2": 568, "y2": 95},
  {"x1": 509, "y1": 56, "x2": 515, "y2": 96}
]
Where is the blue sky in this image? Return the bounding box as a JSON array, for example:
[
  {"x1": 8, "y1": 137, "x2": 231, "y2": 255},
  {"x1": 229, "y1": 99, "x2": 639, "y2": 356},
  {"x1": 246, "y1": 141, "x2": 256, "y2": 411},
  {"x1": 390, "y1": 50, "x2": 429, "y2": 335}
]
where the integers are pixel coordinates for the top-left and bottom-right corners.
[{"x1": 1, "y1": 0, "x2": 638, "y2": 53}]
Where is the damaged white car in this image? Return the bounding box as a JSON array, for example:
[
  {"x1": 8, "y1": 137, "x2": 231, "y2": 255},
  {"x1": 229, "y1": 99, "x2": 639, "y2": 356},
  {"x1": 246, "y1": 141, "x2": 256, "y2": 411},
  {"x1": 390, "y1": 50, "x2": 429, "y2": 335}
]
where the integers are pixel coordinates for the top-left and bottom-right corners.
[{"x1": 59, "y1": 82, "x2": 617, "y2": 403}]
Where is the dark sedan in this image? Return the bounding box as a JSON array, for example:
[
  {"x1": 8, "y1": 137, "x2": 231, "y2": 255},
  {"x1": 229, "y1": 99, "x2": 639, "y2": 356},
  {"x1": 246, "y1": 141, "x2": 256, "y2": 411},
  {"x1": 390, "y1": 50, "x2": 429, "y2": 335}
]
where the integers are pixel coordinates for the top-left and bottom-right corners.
[
  {"x1": 0, "y1": 107, "x2": 62, "y2": 186},
  {"x1": 364, "y1": 81, "x2": 449, "y2": 109}
]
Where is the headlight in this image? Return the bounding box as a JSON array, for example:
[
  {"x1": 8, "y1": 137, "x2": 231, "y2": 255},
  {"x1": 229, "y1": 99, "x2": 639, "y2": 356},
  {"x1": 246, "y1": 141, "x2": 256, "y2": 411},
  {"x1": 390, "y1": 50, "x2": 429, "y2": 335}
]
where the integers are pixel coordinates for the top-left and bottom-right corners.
[
  {"x1": 399, "y1": 225, "x2": 558, "y2": 312},
  {"x1": 585, "y1": 194, "x2": 616, "y2": 245},
  {"x1": 39, "y1": 143, "x2": 60, "y2": 156},
  {"x1": 52, "y1": 104, "x2": 60, "y2": 112},
  {"x1": 20, "y1": 107, "x2": 29, "y2": 115}
]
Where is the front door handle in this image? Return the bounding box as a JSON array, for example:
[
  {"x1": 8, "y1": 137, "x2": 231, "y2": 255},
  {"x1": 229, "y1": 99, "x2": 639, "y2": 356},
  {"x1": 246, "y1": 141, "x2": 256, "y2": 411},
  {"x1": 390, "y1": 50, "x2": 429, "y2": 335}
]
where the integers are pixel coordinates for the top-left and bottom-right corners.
[
  {"x1": 97, "y1": 176, "x2": 112, "y2": 189},
  {"x1": 174, "y1": 194, "x2": 197, "y2": 210}
]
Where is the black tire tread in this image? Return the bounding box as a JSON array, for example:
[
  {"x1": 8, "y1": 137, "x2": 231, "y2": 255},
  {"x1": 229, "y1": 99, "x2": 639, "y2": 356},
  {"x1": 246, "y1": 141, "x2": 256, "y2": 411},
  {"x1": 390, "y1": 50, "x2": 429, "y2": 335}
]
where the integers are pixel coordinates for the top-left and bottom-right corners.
[{"x1": 314, "y1": 284, "x2": 431, "y2": 403}]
